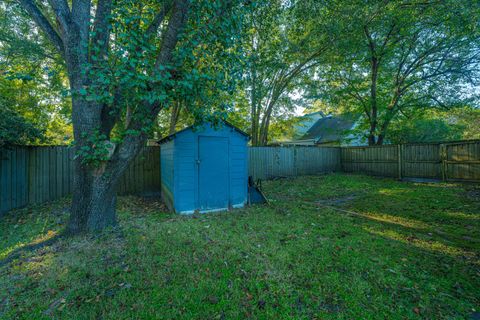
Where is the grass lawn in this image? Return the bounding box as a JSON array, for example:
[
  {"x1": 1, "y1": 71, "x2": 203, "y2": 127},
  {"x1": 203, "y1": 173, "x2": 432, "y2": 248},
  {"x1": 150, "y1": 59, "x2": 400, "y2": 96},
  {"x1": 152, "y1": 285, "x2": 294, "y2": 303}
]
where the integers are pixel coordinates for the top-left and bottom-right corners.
[{"x1": 1, "y1": 174, "x2": 479, "y2": 319}]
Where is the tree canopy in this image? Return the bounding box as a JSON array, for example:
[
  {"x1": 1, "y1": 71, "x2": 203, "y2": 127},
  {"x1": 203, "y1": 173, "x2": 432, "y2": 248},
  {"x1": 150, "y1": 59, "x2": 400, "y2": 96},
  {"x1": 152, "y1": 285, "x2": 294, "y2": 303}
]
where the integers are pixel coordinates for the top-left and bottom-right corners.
[{"x1": 306, "y1": 0, "x2": 480, "y2": 145}]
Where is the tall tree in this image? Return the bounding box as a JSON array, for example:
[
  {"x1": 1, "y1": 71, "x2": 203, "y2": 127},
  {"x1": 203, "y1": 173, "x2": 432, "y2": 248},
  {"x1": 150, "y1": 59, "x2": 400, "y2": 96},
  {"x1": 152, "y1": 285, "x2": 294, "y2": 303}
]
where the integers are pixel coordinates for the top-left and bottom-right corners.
[
  {"x1": 15, "y1": 0, "x2": 244, "y2": 233},
  {"x1": 242, "y1": 0, "x2": 331, "y2": 145},
  {"x1": 312, "y1": 0, "x2": 480, "y2": 145}
]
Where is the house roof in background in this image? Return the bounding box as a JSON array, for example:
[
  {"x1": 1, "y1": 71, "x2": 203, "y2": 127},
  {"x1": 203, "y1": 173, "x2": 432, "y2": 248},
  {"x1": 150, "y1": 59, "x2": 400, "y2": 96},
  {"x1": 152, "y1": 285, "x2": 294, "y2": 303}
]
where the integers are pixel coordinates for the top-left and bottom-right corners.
[
  {"x1": 300, "y1": 111, "x2": 325, "y2": 118},
  {"x1": 294, "y1": 111, "x2": 325, "y2": 136},
  {"x1": 301, "y1": 115, "x2": 356, "y2": 143}
]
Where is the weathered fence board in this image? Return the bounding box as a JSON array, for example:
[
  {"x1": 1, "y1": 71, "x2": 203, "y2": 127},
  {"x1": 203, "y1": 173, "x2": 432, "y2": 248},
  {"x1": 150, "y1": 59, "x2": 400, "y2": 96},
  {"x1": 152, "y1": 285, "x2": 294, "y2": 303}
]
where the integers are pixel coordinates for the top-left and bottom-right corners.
[
  {"x1": 445, "y1": 141, "x2": 480, "y2": 181},
  {"x1": 116, "y1": 147, "x2": 161, "y2": 195},
  {"x1": 401, "y1": 143, "x2": 441, "y2": 179},
  {"x1": 249, "y1": 146, "x2": 341, "y2": 180},
  {"x1": 341, "y1": 145, "x2": 399, "y2": 177}
]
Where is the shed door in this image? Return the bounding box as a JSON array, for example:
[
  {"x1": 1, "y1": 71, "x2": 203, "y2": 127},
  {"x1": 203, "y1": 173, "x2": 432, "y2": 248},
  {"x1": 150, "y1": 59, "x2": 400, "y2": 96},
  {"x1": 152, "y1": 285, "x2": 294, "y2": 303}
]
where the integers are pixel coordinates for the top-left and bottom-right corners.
[{"x1": 198, "y1": 136, "x2": 229, "y2": 211}]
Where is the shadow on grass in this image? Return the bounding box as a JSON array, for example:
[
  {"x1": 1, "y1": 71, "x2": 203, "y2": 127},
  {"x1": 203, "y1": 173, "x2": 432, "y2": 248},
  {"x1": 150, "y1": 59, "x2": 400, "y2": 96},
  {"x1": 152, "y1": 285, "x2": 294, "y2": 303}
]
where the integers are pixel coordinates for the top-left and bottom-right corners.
[
  {"x1": 0, "y1": 233, "x2": 65, "y2": 267},
  {"x1": 0, "y1": 199, "x2": 70, "y2": 268}
]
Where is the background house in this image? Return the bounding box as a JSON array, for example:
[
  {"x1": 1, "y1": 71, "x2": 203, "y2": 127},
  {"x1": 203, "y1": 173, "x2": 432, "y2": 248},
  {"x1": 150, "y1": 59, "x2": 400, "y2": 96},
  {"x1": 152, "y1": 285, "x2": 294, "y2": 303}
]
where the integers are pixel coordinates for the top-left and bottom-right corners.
[
  {"x1": 301, "y1": 114, "x2": 361, "y2": 146},
  {"x1": 275, "y1": 112, "x2": 365, "y2": 146},
  {"x1": 292, "y1": 111, "x2": 325, "y2": 138}
]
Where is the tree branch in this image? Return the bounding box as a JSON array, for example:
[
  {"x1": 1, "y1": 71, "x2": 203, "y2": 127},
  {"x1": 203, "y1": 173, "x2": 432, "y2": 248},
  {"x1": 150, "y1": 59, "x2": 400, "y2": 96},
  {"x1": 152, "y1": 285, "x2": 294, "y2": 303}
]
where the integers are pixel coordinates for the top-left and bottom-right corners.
[
  {"x1": 47, "y1": 0, "x2": 71, "y2": 36},
  {"x1": 146, "y1": 0, "x2": 174, "y2": 38},
  {"x1": 18, "y1": 0, "x2": 65, "y2": 55},
  {"x1": 363, "y1": 25, "x2": 376, "y2": 56},
  {"x1": 153, "y1": 0, "x2": 189, "y2": 72},
  {"x1": 91, "y1": 0, "x2": 112, "y2": 61}
]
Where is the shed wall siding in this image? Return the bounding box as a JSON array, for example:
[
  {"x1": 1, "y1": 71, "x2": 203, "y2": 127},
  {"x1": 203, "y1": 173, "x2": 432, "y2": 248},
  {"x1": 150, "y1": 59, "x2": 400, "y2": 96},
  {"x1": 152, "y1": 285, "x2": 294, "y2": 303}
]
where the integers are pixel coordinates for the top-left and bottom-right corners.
[
  {"x1": 174, "y1": 131, "x2": 196, "y2": 213},
  {"x1": 229, "y1": 133, "x2": 248, "y2": 207},
  {"x1": 160, "y1": 140, "x2": 175, "y2": 210}
]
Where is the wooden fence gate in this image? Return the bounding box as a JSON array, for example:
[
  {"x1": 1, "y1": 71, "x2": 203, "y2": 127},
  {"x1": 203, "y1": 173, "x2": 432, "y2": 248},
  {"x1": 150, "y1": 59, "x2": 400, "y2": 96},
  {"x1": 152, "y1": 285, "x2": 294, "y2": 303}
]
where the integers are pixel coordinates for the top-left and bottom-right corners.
[{"x1": 443, "y1": 140, "x2": 480, "y2": 182}]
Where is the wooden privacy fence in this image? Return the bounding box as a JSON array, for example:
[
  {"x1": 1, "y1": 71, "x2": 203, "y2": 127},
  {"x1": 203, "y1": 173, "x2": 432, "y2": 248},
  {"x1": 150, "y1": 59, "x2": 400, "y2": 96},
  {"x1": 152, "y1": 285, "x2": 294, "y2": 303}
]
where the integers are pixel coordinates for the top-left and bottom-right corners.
[
  {"x1": 1, "y1": 141, "x2": 478, "y2": 216},
  {"x1": 0, "y1": 146, "x2": 160, "y2": 215},
  {"x1": 341, "y1": 140, "x2": 480, "y2": 182},
  {"x1": 249, "y1": 146, "x2": 341, "y2": 180}
]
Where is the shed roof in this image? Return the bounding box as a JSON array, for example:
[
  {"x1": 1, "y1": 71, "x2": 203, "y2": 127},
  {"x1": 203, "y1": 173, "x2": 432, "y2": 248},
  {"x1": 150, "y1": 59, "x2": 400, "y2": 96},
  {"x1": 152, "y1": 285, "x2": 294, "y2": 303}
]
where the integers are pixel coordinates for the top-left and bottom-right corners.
[{"x1": 157, "y1": 120, "x2": 250, "y2": 145}]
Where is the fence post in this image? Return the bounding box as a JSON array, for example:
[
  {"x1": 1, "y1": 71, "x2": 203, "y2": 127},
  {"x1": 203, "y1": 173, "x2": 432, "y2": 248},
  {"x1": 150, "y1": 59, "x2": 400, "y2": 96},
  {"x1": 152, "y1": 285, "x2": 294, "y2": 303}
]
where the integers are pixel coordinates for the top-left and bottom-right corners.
[
  {"x1": 292, "y1": 147, "x2": 296, "y2": 177},
  {"x1": 440, "y1": 143, "x2": 446, "y2": 181},
  {"x1": 397, "y1": 144, "x2": 402, "y2": 180}
]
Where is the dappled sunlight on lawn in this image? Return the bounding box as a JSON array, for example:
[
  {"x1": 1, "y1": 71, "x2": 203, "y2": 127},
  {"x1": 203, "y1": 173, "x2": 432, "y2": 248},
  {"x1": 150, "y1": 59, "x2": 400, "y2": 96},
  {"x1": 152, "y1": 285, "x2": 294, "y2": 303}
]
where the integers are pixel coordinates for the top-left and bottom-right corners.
[
  {"x1": 0, "y1": 198, "x2": 69, "y2": 264},
  {"x1": 441, "y1": 210, "x2": 480, "y2": 221},
  {"x1": 363, "y1": 226, "x2": 479, "y2": 264},
  {"x1": 358, "y1": 212, "x2": 431, "y2": 230},
  {"x1": 0, "y1": 230, "x2": 59, "y2": 261},
  {"x1": 377, "y1": 188, "x2": 411, "y2": 195}
]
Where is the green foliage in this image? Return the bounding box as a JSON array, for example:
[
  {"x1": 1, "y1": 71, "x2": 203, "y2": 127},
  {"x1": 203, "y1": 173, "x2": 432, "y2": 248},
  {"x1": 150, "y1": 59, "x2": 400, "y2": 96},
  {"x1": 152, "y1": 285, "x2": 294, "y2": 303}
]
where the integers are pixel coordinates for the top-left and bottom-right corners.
[
  {"x1": 0, "y1": 106, "x2": 44, "y2": 147},
  {"x1": 305, "y1": 0, "x2": 480, "y2": 144},
  {"x1": 4, "y1": 0, "x2": 479, "y2": 149},
  {"x1": 1, "y1": 175, "x2": 479, "y2": 318},
  {"x1": 73, "y1": 131, "x2": 113, "y2": 167},
  {"x1": 450, "y1": 106, "x2": 480, "y2": 140},
  {"x1": 235, "y1": 0, "x2": 333, "y2": 145},
  {"x1": 84, "y1": 0, "x2": 246, "y2": 143},
  {"x1": 0, "y1": 1, "x2": 72, "y2": 145},
  {"x1": 387, "y1": 118, "x2": 464, "y2": 144},
  {"x1": 387, "y1": 107, "x2": 480, "y2": 144}
]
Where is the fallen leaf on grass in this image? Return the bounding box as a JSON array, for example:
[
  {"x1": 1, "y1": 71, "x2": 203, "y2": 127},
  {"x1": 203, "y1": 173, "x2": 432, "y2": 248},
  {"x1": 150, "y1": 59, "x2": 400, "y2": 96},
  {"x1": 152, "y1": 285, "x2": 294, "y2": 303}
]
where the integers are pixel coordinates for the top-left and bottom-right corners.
[
  {"x1": 43, "y1": 297, "x2": 66, "y2": 316},
  {"x1": 257, "y1": 299, "x2": 266, "y2": 309},
  {"x1": 207, "y1": 296, "x2": 219, "y2": 304}
]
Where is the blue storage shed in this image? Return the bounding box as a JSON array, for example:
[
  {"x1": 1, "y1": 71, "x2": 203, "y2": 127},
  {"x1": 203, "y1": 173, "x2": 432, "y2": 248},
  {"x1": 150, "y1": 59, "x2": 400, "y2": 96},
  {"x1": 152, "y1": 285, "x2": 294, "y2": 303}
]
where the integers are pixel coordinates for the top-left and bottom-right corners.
[{"x1": 158, "y1": 121, "x2": 250, "y2": 214}]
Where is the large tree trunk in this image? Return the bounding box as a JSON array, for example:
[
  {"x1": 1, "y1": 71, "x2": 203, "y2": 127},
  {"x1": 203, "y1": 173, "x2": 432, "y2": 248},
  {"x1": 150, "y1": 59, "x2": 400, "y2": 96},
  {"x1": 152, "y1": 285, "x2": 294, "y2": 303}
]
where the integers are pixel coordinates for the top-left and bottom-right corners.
[
  {"x1": 258, "y1": 95, "x2": 279, "y2": 146},
  {"x1": 251, "y1": 104, "x2": 259, "y2": 146},
  {"x1": 68, "y1": 164, "x2": 117, "y2": 233},
  {"x1": 258, "y1": 113, "x2": 271, "y2": 146},
  {"x1": 67, "y1": 132, "x2": 146, "y2": 234},
  {"x1": 375, "y1": 108, "x2": 396, "y2": 145},
  {"x1": 66, "y1": 93, "x2": 145, "y2": 234},
  {"x1": 64, "y1": 82, "x2": 125, "y2": 233}
]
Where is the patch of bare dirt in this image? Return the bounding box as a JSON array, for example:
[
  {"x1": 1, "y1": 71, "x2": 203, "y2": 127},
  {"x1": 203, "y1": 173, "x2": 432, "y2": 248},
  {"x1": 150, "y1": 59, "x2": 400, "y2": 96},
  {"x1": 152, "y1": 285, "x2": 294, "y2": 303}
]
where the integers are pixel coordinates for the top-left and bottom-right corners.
[
  {"x1": 118, "y1": 195, "x2": 168, "y2": 215},
  {"x1": 317, "y1": 194, "x2": 359, "y2": 206}
]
